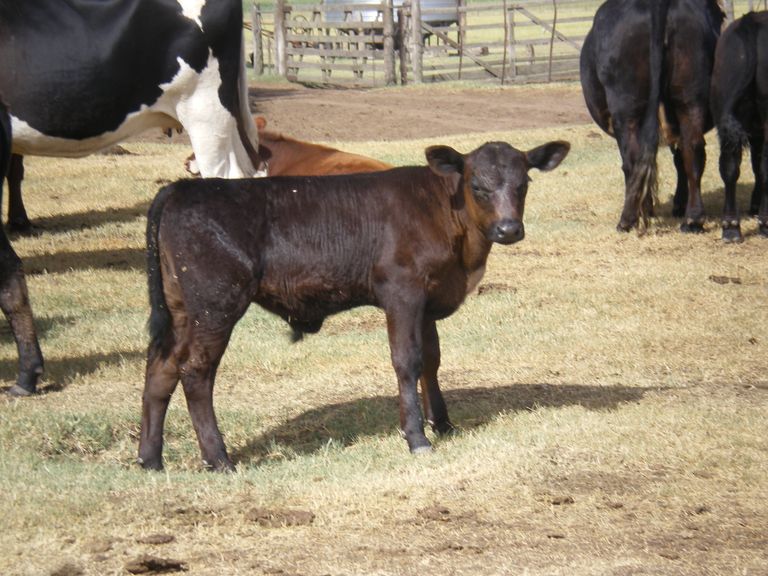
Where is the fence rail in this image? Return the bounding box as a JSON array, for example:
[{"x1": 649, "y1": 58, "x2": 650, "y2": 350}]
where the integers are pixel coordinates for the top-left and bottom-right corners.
[{"x1": 247, "y1": 0, "x2": 768, "y2": 87}]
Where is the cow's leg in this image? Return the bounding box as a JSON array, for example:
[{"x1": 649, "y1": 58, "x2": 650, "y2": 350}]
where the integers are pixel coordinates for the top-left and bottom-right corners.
[
  {"x1": 385, "y1": 301, "x2": 431, "y2": 454},
  {"x1": 677, "y1": 112, "x2": 707, "y2": 233},
  {"x1": 719, "y1": 141, "x2": 743, "y2": 242},
  {"x1": 419, "y1": 319, "x2": 455, "y2": 436},
  {"x1": 671, "y1": 146, "x2": 688, "y2": 218},
  {"x1": 6, "y1": 155, "x2": 32, "y2": 233},
  {"x1": 749, "y1": 135, "x2": 763, "y2": 217},
  {"x1": 753, "y1": 131, "x2": 768, "y2": 236},
  {"x1": 0, "y1": 233, "x2": 43, "y2": 395},
  {"x1": 615, "y1": 119, "x2": 644, "y2": 231},
  {"x1": 138, "y1": 350, "x2": 180, "y2": 471}
]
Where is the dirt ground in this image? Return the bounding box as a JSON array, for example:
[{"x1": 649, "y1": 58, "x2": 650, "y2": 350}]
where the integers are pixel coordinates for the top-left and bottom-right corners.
[
  {"x1": 247, "y1": 82, "x2": 591, "y2": 141},
  {"x1": 149, "y1": 81, "x2": 591, "y2": 146}
]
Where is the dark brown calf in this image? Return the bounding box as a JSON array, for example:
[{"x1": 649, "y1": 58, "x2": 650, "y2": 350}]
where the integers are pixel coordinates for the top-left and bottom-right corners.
[
  {"x1": 0, "y1": 100, "x2": 44, "y2": 395},
  {"x1": 138, "y1": 139, "x2": 570, "y2": 471}
]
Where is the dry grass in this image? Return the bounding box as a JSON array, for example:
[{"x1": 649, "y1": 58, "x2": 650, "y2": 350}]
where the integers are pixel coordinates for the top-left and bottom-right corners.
[{"x1": 0, "y1": 104, "x2": 766, "y2": 575}]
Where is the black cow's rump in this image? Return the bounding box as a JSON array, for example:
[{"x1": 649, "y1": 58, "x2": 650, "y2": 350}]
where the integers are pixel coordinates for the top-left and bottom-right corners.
[{"x1": 580, "y1": 0, "x2": 724, "y2": 232}]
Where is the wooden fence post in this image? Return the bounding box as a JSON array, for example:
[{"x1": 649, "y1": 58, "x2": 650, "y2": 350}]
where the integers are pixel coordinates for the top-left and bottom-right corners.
[
  {"x1": 252, "y1": 4, "x2": 264, "y2": 75},
  {"x1": 274, "y1": 0, "x2": 287, "y2": 77},
  {"x1": 398, "y1": 7, "x2": 408, "y2": 85},
  {"x1": 409, "y1": 0, "x2": 423, "y2": 83},
  {"x1": 384, "y1": 0, "x2": 396, "y2": 85}
]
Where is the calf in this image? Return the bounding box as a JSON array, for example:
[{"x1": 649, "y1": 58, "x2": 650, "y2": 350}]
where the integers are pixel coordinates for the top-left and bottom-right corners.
[
  {"x1": 710, "y1": 11, "x2": 768, "y2": 242},
  {"x1": 186, "y1": 116, "x2": 392, "y2": 177},
  {"x1": 138, "y1": 139, "x2": 570, "y2": 471},
  {"x1": 0, "y1": 99, "x2": 43, "y2": 395}
]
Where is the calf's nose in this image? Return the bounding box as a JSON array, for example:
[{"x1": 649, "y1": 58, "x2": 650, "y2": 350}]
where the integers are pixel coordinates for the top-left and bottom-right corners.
[{"x1": 492, "y1": 219, "x2": 525, "y2": 244}]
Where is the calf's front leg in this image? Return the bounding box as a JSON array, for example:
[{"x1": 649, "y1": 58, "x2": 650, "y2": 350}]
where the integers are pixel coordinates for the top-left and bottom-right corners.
[
  {"x1": 420, "y1": 319, "x2": 455, "y2": 436},
  {"x1": 385, "y1": 305, "x2": 431, "y2": 454}
]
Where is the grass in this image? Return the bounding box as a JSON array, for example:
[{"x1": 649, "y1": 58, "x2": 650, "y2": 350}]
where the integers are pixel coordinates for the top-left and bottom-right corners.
[{"x1": 1, "y1": 84, "x2": 767, "y2": 575}]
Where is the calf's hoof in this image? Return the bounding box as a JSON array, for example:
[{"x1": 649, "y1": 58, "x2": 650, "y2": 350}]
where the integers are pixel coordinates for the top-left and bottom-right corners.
[
  {"x1": 6, "y1": 384, "x2": 33, "y2": 397},
  {"x1": 721, "y1": 221, "x2": 743, "y2": 243},
  {"x1": 6, "y1": 368, "x2": 42, "y2": 397}
]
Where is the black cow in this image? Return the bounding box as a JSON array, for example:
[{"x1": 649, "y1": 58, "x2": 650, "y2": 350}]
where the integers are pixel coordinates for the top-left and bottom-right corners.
[
  {"x1": 580, "y1": 0, "x2": 725, "y2": 232},
  {"x1": 710, "y1": 11, "x2": 768, "y2": 242},
  {"x1": 0, "y1": 99, "x2": 43, "y2": 396},
  {"x1": 0, "y1": 0, "x2": 261, "y2": 232},
  {"x1": 138, "y1": 139, "x2": 570, "y2": 471}
]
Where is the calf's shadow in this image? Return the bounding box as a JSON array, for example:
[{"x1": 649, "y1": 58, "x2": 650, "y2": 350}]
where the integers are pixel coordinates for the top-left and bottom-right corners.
[{"x1": 232, "y1": 382, "x2": 657, "y2": 466}]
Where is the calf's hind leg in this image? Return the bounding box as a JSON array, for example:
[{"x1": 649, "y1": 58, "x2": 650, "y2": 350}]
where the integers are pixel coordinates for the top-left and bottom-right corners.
[
  {"x1": 179, "y1": 334, "x2": 236, "y2": 472},
  {"x1": 138, "y1": 352, "x2": 180, "y2": 470}
]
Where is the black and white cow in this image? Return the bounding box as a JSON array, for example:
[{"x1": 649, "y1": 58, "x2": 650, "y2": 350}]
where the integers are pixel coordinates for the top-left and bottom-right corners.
[{"x1": 0, "y1": 0, "x2": 261, "y2": 231}]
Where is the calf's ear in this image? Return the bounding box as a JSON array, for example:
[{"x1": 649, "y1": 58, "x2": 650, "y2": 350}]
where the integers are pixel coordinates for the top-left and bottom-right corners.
[
  {"x1": 426, "y1": 145, "x2": 464, "y2": 176},
  {"x1": 526, "y1": 141, "x2": 570, "y2": 172}
]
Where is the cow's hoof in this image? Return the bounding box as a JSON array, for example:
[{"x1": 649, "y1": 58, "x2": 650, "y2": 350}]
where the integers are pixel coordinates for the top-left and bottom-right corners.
[
  {"x1": 680, "y1": 219, "x2": 705, "y2": 233},
  {"x1": 616, "y1": 221, "x2": 634, "y2": 233},
  {"x1": 721, "y1": 226, "x2": 743, "y2": 243},
  {"x1": 6, "y1": 384, "x2": 34, "y2": 397},
  {"x1": 758, "y1": 221, "x2": 768, "y2": 237},
  {"x1": 411, "y1": 445, "x2": 433, "y2": 455},
  {"x1": 431, "y1": 420, "x2": 458, "y2": 436},
  {"x1": 203, "y1": 458, "x2": 236, "y2": 473},
  {"x1": 136, "y1": 457, "x2": 164, "y2": 471}
]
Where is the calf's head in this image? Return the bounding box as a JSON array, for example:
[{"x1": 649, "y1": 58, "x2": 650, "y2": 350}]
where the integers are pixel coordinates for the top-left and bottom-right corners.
[{"x1": 426, "y1": 140, "x2": 570, "y2": 244}]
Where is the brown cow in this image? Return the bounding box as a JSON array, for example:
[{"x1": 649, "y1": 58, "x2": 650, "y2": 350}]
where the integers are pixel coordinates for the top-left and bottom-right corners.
[
  {"x1": 186, "y1": 117, "x2": 392, "y2": 177},
  {"x1": 138, "y1": 139, "x2": 570, "y2": 471}
]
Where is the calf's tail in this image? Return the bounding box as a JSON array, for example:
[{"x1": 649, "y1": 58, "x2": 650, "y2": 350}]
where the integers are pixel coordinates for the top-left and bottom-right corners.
[{"x1": 146, "y1": 186, "x2": 174, "y2": 359}]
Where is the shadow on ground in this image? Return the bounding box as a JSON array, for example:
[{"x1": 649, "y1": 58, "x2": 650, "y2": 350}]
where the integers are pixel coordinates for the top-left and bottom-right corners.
[
  {"x1": 23, "y1": 247, "x2": 144, "y2": 275},
  {"x1": 0, "y1": 350, "x2": 144, "y2": 395},
  {"x1": 233, "y1": 382, "x2": 658, "y2": 466}
]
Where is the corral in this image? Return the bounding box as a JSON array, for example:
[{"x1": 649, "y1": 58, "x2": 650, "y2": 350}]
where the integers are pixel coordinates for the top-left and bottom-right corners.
[{"x1": 0, "y1": 80, "x2": 765, "y2": 575}]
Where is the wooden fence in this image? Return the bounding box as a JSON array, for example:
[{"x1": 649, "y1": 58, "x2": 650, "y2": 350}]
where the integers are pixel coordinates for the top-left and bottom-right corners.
[{"x1": 248, "y1": 0, "x2": 768, "y2": 87}]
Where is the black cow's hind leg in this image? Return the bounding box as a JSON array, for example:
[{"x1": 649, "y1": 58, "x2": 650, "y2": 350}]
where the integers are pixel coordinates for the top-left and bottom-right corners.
[
  {"x1": 719, "y1": 143, "x2": 743, "y2": 242},
  {"x1": 419, "y1": 319, "x2": 455, "y2": 436},
  {"x1": 671, "y1": 146, "x2": 688, "y2": 218}
]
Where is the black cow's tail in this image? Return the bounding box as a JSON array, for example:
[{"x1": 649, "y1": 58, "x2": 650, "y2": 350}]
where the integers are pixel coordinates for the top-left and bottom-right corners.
[
  {"x1": 146, "y1": 186, "x2": 174, "y2": 359},
  {"x1": 634, "y1": 0, "x2": 671, "y2": 231}
]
